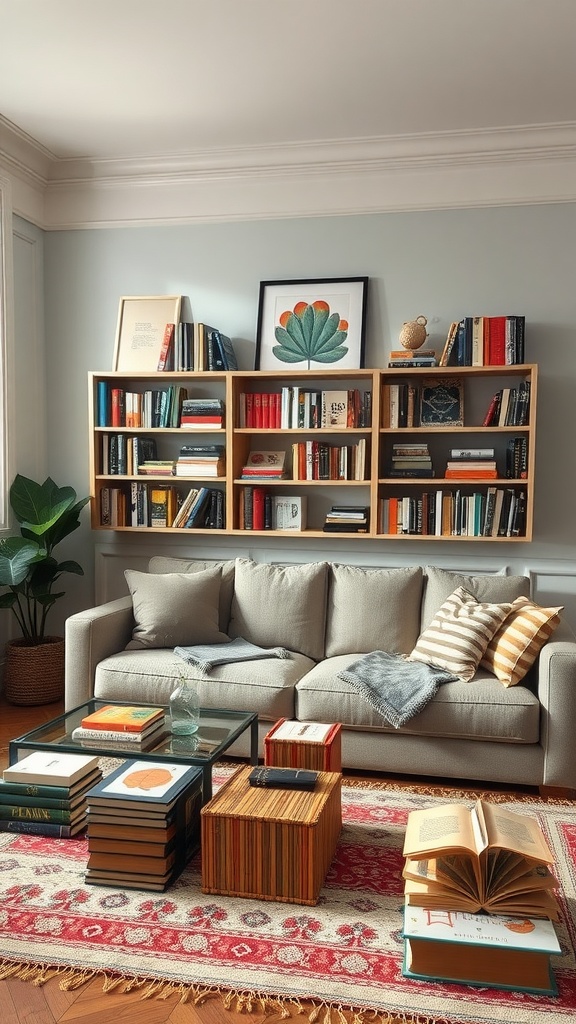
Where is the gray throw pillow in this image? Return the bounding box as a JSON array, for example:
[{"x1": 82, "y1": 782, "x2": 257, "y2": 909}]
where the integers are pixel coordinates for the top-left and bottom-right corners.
[
  {"x1": 325, "y1": 564, "x2": 423, "y2": 656},
  {"x1": 125, "y1": 566, "x2": 229, "y2": 649},
  {"x1": 228, "y1": 558, "x2": 328, "y2": 661},
  {"x1": 147, "y1": 556, "x2": 235, "y2": 632}
]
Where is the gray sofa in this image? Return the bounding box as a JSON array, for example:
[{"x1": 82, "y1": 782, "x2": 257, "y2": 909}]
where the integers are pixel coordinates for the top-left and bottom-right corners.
[{"x1": 64, "y1": 557, "x2": 576, "y2": 792}]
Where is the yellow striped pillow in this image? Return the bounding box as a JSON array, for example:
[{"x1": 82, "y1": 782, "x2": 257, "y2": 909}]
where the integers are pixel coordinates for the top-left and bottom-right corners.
[
  {"x1": 480, "y1": 596, "x2": 563, "y2": 686},
  {"x1": 409, "y1": 586, "x2": 512, "y2": 682}
]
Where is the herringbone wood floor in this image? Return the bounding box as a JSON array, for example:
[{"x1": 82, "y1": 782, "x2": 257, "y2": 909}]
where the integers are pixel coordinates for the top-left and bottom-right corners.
[{"x1": 0, "y1": 696, "x2": 569, "y2": 1023}]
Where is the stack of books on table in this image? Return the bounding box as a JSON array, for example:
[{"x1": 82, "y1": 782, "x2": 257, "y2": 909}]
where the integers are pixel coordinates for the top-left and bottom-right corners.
[
  {"x1": 71, "y1": 705, "x2": 167, "y2": 753},
  {"x1": 175, "y1": 444, "x2": 225, "y2": 477},
  {"x1": 389, "y1": 443, "x2": 434, "y2": 478},
  {"x1": 84, "y1": 759, "x2": 203, "y2": 891},
  {"x1": 180, "y1": 398, "x2": 224, "y2": 429},
  {"x1": 400, "y1": 798, "x2": 561, "y2": 992},
  {"x1": 0, "y1": 751, "x2": 102, "y2": 838},
  {"x1": 322, "y1": 505, "x2": 369, "y2": 533}
]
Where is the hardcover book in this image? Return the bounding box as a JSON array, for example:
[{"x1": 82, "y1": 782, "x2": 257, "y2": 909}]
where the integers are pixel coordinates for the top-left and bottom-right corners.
[
  {"x1": 85, "y1": 759, "x2": 202, "y2": 813},
  {"x1": 3, "y1": 751, "x2": 100, "y2": 787},
  {"x1": 403, "y1": 902, "x2": 560, "y2": 994},
  {"x1": 79, "y1": 705, "x2": 164, "y2": 733}
]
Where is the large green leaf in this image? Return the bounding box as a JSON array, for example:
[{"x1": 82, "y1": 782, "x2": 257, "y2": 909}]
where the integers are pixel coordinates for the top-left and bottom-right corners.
[
  {"x1": 0, "y1": 537, "x2": 43, "y2": 586},
  {"x1": 273, "y1": 303, "x2": 349, "y2": 366},
  {"x1": 10, "y1": 475, "x2": 76, "y2": 536}
]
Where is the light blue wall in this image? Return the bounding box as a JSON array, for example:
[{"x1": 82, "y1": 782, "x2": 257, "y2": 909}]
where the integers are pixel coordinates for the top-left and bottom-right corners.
[{"x1": 36, "y1": 203, "x2": 576, "y2": 625}]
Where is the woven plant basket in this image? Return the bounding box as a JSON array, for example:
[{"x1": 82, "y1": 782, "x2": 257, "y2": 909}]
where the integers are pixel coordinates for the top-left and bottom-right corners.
[{"x1": 4, "y1": 636, "x2": 65, "y2": 705}]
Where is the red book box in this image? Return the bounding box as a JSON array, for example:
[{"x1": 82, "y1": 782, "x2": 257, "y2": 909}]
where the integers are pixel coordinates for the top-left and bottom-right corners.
[{"x1": 264, "y1": 719, "x2": 342, "y2": 772}]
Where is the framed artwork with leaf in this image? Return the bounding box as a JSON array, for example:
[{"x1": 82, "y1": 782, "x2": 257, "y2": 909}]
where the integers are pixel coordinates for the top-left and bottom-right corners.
[{"x1": 255, "y1": 277, "x2": 368, "y2": 371}]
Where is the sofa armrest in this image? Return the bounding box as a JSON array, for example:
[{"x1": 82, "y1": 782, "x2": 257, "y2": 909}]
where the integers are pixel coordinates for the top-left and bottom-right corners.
[
  {"x1": 64, "y1": 597, "x2": 134, "y2": 710},
  {"x1": 535, "y1": 617, "x2": 576, "y2": 789}
]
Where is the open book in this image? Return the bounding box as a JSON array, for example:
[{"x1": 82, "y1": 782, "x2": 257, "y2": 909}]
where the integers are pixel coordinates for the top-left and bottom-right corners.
[{"x1": 402, "y1": 799, "x2": 559, "y2": 919}]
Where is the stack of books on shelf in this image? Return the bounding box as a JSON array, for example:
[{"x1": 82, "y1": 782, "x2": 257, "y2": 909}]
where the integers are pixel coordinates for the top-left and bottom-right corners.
[
  {"x1": 175, "y1": 444, "x2": 225, "y2": 477},
  {"x1": 0, "y1": 752, "x2": 102, "y2": 838},
  {"x1": 137, "y1": 460, "x2": 176, "y2": 476},
  {"x1": 482, "y1": 381, "x2": 531, "y2": 426},
  {"x1": 400, "y1": 798, "x2": 560, "y2": 993},
  {"x1": 241, "y1": 450, "x2": 287, "y2": 479},
  {"x1": 322, "y1": 505, "x2": 369, "y2": 533},
  {"x1": 71, "y1": 705, "x2": 167, "y2": 751},
  {"x1": 84, "y1": 759, "x2": 203, "y2": 891},
  {"x1": 444, "y1": 448, "x2": 498, "y2": 480},
  {"x1": 180, "y1": 398, "x2": 224, "y2": 430},
  {"x1": 388, "y1": 349, "x2": 437, "y2": 368},
  {"x1": 388, "y1": 443, "x2": 434, "y2": 478},
  {"x1": 171, "y1": 485, "x2": 223, "y2": 529},
  {"x1": 291, "y1": 439, "x2": 366, "y2": 480},
  {"x1": 439, "y1": 315, "x2": 525, "y2": 367}
]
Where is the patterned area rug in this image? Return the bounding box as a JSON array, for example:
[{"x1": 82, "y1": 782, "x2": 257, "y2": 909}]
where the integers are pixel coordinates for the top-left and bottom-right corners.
[{"x1": 0, "y1": 769, "x2": 576, "y2": 1024}]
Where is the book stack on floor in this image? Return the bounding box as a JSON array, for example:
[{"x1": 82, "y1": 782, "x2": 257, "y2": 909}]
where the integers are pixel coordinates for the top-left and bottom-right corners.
[
  {"x1": 71, "y1": 704, "x2": 167, "y2": 753},
  {"x1": 322, "y1": 505, "x2": 369, "y2": 533},
  {"x1": 0, "y1": 751, "x2": 102, "y2": 838},
  {"x1": 400, "y1": 798, "x2": 561, "y2": 993},
  {"x1": 85, "y1": 759, "x2": 203, "y2": 891}
]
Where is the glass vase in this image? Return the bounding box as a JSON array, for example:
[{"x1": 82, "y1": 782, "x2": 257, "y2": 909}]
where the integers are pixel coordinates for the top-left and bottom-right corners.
[{"x1": 169, "y1": 676, "x2": 200, "y2": 735}]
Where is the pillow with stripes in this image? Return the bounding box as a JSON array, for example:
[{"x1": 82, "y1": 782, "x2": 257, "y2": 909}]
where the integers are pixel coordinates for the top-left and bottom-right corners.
[
  {"x1": 480, "y1": 596, "x2": 563, "y2": 686},
  {"x1": 409, "y1": 586, "x2": 512, "y2": 682}
]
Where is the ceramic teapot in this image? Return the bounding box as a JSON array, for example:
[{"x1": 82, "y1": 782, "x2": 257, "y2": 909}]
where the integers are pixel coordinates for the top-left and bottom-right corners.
[{"x1": 399, "y1": 315, "x2": 428, "y2": 350}]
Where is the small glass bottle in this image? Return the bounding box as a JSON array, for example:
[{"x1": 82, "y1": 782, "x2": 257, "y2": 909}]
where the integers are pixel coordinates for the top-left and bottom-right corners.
[{"x1": 169, "y1": 675, "x2": 200, "y2": 735}]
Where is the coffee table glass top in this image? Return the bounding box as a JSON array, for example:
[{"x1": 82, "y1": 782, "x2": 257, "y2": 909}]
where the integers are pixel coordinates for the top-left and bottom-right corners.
[{"x1": 9, "y1": 699, "x2": 258, "y2": 802}]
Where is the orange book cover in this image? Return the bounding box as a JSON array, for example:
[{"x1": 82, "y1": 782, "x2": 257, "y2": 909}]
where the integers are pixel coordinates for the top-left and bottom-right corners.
[{"x1": 80, "y1": 705, "x2": 164, "y2": 733}]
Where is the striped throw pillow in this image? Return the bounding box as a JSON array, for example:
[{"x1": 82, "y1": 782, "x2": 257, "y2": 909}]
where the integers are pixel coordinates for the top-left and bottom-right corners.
[
  {"x1": 480, "y1": 596, "x2": 563, "y2": 686},
  {"x1": 409, "y1": 586, "x2": 512, "y2": 682}
]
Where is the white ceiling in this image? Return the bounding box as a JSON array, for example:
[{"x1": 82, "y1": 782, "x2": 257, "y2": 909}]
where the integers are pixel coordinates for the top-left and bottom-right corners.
[
  {"x1": 1, "y1": 0, "x2": 575, "y2": 228},
  {"x1": 2, "y1": 0, "x2": 575, "y2": 161}
]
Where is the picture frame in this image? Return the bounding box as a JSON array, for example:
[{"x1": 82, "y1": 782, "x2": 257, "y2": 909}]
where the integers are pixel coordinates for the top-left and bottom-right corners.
[
  {"x1": 255, "y1": 277, "x2": 368, "y2": 371},
  {"x1": 112, "y1": 295, "x2": 182, "y2": 371},
  {"x1": 419, "y1": 377, "x2": 464, "y2": 426}
]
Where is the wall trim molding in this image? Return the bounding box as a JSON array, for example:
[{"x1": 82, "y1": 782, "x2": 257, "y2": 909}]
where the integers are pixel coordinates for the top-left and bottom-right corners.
[{"x1": 1, "y1": 117, "x2": 576, "y2": 230}]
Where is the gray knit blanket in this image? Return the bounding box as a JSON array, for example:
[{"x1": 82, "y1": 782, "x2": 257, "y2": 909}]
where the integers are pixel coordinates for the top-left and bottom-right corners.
[
  {"x1": 174, "y1": 636, "x2": 290, "y2": 675},
  {"x1": 337, "y1": 651, "x2": 457, "y2": 729}
]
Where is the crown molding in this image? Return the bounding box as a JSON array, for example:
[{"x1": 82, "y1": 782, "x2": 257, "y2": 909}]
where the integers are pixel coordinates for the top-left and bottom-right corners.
[{"x1": 2, "y1": 118, "x2": 576, "y2": 230}]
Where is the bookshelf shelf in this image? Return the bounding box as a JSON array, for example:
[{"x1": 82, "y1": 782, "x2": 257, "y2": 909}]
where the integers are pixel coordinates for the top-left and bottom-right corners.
[{"x1": 88, "y1": 364, "x2": 537, "y2": 539}]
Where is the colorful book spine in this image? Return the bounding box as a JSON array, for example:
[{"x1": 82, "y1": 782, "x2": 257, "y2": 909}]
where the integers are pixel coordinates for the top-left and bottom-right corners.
[{"x1": 0, "y1": 805, "x2": 80, "y2": 823}]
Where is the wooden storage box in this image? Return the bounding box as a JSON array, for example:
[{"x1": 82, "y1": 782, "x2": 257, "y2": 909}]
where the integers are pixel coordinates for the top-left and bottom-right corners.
[
  {"x1": 201, "y1": 765, "x2": 342, "y2": 904},
  {"x1": 264, "y1": 719, "x2": 342, "y2": 772}
]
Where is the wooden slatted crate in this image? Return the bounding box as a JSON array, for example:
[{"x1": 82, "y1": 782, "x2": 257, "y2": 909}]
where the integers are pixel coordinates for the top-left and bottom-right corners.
[{"x1": 264, "y1": 719, "x2": 342, "y2": 772}]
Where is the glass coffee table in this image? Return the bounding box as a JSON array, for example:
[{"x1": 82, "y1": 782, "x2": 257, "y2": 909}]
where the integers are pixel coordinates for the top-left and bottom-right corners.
[{"x1": 9, "y1": 699, "x2": 258, "y2": 804}]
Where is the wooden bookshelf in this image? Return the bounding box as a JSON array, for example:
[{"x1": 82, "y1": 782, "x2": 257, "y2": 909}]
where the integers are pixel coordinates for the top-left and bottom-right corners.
[{"x1": 88, "y1": 365, "x2": 537, "y2": 541}]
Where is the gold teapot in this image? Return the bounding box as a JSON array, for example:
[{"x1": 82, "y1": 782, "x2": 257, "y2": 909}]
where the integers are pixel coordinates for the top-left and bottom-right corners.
[{"x1": 399, "y1": 315, "x2": 428, "y2": 350}]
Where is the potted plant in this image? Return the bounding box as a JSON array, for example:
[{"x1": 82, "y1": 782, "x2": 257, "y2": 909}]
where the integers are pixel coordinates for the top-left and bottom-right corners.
[{"x1": 0, "y1": 474, "x2": 89, "y2": 704}]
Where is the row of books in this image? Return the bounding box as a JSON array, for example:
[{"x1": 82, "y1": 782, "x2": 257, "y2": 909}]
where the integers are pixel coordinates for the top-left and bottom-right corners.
[
  {"x1": 322, "y1": 505, "x2": 369, "y2": 533},
  {"x1": 291, "y1": 439, "x2": 367, "y2": 481},
  {"x1": 98, "y1": 383, "x2": 189, "y2": 429},
  {"x1": 379, "y1": 487, "x2": 526, "y2": 537},
  {"x1": 381, "y1": 382, "x2": 457, "y2": 429},
  {"x1": 401, "y1": 799, "x2": 560, "y2": 994},
  {"x1": 439, "y1": 315, "x2": 525, "y2": 367},
  {"x1": 239, "y1": 490, "x2": 307, "y2": 531},
  {"x1": 85, "y1": 758, "x2": 203, "y2": 891},
  {"x1": 167, "y1": 323, "x2": 237, "y2": 373},
  {"x1": 0, "y1": 751, "x2": 102, "y2": 838},
  {"x1": 482, "y1": 382, "x2": 531, "y2": 426},
  {"x1": 100, "y1": 483, "x2": 225, "y2": 528},
  {"x1": 238, "y1": 388, "x2": 372, "y2": 430}
]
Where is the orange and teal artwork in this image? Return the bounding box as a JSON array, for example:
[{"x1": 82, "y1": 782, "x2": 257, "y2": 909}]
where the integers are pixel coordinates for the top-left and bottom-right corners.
[{"x1": 273, "y1": 300, "x2": 349, "y2": 368}]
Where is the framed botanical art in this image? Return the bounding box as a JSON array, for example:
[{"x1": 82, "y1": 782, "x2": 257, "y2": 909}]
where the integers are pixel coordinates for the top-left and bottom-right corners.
[
  {"x1": 420, "y1": 377, "x2": 464, "y2": 426},
  {"x1": 255, "y1": 277, "x2": 368, "y2": 371},
  {"x1": 113, "y1": 295, "x2": 182, "y2": 371}
]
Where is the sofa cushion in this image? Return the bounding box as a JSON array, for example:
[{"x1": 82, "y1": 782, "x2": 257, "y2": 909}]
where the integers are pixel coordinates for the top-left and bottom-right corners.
[
  {"x1": 125, "y1": 566, "x2": 229, "y2": 650},
  {"x1": 148, "y1": 556, "x2": 235, "y2": 632},
  {"x1": 228, "y1": 559, "x2": 328, "y2": 661},
  {"x1": 94, "y1": 648, "x2": 313, "y2": 720},
  {"x1": 409, "y1": 586, "x2": 513, "y2": 681},
  {"x1": 480, "y1": 596, "x2": 563, "y2": 686},
  {"x1": 421, "y1": 565, "x2": 531, "y2": 631},
  {"x1": 325, "y1": 564, "x2": 423, "y2": 657},
  {"x1": 295, "y1": 656, "x2": 540, "y2": 743}
]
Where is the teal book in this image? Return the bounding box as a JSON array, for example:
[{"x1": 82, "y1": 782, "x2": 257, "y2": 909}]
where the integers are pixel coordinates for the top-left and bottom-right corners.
[{"x1": 402, "y1": 903, "x2": 560, "y2": 995}]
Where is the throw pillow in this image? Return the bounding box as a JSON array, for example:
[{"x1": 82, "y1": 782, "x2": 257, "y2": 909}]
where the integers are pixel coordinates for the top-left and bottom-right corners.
[
  {"x1": 124, "y1": 566, "x2": 229, "y2": 650},
  {"x1": 480, "y1": 596, "x2": 563, "y2": 686},
  {"x1": 325, "y1": 564, "x2": 423, "y2": 657},
  {"x1": 409, "y1": 586, "x2": 513, "y2": 682},
  {"x1": 421, "y1": 565, "x2": 531, "y2": 631},
  {"x1": 228, "y1": 558, "x2": 328, "y2": 661},
  {"x1": 147, "y1": 555, "x2": 235, "y2": 632}
]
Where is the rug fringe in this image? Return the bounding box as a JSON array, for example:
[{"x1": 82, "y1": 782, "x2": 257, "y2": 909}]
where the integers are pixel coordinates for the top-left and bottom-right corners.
[{"x1": 0, "y1": 958, "x2": 464, "y2": 1023}]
